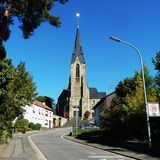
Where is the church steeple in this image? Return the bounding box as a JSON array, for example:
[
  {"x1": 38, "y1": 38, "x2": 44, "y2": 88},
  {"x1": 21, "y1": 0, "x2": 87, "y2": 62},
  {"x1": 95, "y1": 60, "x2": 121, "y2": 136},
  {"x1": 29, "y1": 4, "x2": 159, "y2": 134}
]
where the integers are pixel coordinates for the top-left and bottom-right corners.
[
  {"x1": 71, "y1": 14, "x2": 85, "y2": 64},
  {"x1": 71, "y1": 28, "x2": 85, "y2": 64}
]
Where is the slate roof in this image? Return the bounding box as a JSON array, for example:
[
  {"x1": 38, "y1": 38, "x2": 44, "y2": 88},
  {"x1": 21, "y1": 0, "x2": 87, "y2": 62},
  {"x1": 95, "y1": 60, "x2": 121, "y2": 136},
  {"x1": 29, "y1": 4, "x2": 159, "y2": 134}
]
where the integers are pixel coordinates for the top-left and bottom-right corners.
[
  {"x1": 71, "y1": 28, "x2": 85, "y2": 64},
  {"x1": 89, "y1": 88, "x2": 106, "y2": 99},
  {"x1": 92, "y1": 92, "x2": 116, "y2": 110},
  {"x1": 58, "y1": 89, "x2": 69, "y2": 99}
]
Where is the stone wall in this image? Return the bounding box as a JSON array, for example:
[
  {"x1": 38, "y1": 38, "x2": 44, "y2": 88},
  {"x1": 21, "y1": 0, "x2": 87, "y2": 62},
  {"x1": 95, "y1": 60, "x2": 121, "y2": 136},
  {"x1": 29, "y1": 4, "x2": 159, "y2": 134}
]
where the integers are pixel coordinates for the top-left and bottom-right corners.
[{"x1": 53, "y1": 115, "x2": 67, "y2": 127}]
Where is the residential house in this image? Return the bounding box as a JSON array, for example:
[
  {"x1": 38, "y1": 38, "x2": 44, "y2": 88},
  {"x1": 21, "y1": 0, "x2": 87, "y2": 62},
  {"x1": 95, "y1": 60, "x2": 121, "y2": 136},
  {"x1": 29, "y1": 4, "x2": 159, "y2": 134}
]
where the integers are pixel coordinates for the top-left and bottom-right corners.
[
  {"x1": 23, "y1": 100, "x2": 54, "y2": 128},
  {"x1": 93, "y1": 92, "x2": 116, "y2": 127}
]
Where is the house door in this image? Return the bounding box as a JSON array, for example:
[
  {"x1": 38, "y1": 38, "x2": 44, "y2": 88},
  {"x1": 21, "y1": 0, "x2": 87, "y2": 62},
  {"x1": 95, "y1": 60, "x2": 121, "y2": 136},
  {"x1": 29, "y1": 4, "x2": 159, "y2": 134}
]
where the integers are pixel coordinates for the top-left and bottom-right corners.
[
  {"x1": 59, "y1": 118, "x2": 61, "y2": 126},
  {"x1": 49, "y1": 120, "x2": 52, "y2": 128}
]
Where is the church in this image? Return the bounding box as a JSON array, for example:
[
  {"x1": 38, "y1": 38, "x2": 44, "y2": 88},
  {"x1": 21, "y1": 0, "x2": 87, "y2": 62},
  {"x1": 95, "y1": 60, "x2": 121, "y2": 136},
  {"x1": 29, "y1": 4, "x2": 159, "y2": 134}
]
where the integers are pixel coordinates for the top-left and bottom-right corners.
[{"x1": 56, "y1": 26, "x2": 106, "y2": 120}]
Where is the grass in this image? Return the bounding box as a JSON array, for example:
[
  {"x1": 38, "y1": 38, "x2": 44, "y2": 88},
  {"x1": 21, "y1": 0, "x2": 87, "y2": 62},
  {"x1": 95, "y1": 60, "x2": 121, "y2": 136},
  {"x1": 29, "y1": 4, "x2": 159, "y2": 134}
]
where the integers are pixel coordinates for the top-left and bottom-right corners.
[
  {"x1": 72, "y1": 129, "x2": 105, "y2": 138},
  {"x1": 72, "y1": 129, "x2": 91, "y2": 137}
]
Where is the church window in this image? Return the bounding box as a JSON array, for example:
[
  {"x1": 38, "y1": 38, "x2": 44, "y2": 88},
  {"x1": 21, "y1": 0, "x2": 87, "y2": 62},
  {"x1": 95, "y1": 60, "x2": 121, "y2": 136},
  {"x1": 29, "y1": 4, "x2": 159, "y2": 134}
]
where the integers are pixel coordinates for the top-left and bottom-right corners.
[
  {"x1": 76, "y1": 64, "x2": 80, "y2": 82},
  {"x1": 73, "y1": 111, "x2": 76, "y2": 117}
]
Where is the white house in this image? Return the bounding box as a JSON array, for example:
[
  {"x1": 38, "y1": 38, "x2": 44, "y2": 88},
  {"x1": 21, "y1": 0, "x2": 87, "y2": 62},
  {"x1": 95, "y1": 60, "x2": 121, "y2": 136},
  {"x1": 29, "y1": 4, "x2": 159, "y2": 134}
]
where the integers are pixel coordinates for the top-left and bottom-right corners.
[{"x1": 23, "y1": 100, "x2": 54, "y2": 128}]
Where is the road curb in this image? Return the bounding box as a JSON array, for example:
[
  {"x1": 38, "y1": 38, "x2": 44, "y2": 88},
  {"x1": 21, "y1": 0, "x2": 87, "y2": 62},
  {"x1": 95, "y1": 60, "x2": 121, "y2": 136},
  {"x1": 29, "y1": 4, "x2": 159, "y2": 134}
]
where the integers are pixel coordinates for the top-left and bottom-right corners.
[
  {"x1": 0, "y1": 144, "x2": 7, "y2": 156},
  {"x1": 63, "y1": 135, "x2": 143, "y2": 160},
  {"x1": 28, "y1": 135, "x2": 47, "y2": 160}
]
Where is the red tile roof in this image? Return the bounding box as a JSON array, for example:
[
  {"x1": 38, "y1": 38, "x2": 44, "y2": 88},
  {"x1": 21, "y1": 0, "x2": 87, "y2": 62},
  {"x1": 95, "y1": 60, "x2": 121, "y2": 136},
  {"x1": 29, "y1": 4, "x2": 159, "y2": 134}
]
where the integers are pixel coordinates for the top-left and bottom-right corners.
[{"x1": 33, "y1": 100, "x2": 53, "y2": 111}]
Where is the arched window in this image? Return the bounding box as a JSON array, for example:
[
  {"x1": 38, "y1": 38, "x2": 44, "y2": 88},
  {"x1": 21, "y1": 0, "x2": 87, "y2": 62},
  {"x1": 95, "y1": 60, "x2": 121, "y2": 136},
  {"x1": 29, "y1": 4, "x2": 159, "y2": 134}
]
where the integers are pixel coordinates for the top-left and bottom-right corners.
[{"x1": 76, "y1": 64, "x2": 80, "y2": 82}]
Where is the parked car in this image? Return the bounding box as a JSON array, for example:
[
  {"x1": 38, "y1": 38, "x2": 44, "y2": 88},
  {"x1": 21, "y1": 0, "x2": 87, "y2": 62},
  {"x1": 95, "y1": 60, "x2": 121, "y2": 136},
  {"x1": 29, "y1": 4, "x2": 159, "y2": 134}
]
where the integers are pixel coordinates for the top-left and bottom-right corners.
[{"x1": 81, "y1": 123, "x2": 99, "y2": 130}]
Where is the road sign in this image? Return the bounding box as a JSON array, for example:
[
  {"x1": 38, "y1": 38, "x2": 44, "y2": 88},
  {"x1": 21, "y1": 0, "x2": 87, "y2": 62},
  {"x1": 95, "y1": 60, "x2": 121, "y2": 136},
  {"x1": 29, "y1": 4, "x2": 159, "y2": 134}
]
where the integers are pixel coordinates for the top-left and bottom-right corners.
[{"x1": 148, "y1": 103, "x2": 160, "y2": 117}]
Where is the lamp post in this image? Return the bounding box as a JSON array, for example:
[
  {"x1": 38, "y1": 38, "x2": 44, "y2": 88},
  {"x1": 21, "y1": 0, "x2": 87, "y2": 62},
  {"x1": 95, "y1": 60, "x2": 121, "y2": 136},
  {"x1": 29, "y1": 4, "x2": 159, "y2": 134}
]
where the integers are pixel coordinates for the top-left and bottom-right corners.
[
  {"x1": 109, "y1": 36, "x2": 152, "y2": 149},
  {"x1": 75, "y1": 107, "x2": 78, "y2": 136},
  {"x1": 74, "y1": 106, "x2": 79, "y2": 136},
  {"x1": 64, "y1": 97, "x2": 68, "y2": 118}
]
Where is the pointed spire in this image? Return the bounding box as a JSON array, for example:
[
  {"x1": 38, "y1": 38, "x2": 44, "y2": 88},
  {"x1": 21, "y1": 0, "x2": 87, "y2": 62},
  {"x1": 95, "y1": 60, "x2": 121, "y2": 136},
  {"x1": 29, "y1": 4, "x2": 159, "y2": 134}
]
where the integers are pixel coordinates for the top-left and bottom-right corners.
[
  {"x1": 71, "y1": 13, "x2": 85, "y2": 64},
  {"x1": 74, "y1": 28, "x2": 82, "y2": 54},
  {"x1": 74, "y1": 13, "x2": 81, "y2": 54}
]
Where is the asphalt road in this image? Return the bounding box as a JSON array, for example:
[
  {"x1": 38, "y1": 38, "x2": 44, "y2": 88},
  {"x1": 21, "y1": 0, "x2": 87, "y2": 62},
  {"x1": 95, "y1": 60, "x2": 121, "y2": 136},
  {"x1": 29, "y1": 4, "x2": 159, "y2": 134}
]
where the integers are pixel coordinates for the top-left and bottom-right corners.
[{"x1": 32, "y1": 128, "x2": 134, "y2": 160}]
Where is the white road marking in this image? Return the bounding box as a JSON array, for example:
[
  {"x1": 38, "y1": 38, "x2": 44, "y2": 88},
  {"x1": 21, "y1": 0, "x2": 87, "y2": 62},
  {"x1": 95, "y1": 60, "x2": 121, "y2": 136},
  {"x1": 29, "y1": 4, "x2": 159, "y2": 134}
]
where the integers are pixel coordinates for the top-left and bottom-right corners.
[
  {"x1": 28, "y1": 135, "x2": 47, "y2": 160},
  {"x1": 89, "y1": 155, "x2": 124, "y2": 159},
  {"x1": 60, "y1": 134, "x2": 66, "y2": 139}
]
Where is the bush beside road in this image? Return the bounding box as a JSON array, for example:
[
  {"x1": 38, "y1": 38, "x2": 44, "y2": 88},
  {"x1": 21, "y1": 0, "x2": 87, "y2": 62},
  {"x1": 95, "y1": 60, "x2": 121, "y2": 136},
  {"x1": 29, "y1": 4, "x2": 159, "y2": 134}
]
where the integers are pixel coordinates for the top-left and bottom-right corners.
[{"x1": 72, "y1": 129, "x2": 160, "y2": 159}]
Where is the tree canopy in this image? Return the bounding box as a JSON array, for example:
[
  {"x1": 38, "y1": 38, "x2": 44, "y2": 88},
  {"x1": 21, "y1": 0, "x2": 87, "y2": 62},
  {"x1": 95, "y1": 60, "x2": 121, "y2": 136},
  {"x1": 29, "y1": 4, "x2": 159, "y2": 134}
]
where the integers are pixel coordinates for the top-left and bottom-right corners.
[
  {"x1": 101, "y1": 66, "x2": 158, "y2": 139},
  {"x1": 152, "y1": 52, "x2": 160, "y2": 92},
  {"x1": 0, "y1": 0, "x2": 68, "y2": 59},
  {"x1": 35, "y1": 96, "x2": 55, "y2": 109},
  {"x1": 0, "y1": 59, "x2": 36, "y2": 138}
]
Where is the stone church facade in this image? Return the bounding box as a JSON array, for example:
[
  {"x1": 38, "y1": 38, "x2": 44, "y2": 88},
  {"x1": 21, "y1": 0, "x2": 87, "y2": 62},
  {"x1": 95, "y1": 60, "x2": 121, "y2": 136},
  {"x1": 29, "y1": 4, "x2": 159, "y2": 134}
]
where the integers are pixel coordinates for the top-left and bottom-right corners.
[{"x1": 57, "y1": 27, "x2": 106, "y2": 120}]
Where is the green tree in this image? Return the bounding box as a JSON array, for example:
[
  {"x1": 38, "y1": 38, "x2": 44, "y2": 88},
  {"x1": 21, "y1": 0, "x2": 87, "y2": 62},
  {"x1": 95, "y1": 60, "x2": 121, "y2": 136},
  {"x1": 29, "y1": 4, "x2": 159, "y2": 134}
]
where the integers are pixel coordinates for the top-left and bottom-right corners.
[
  {"x1": 101, "y1": 66, "x2": 158, "y2": 138},
  {"x1": 36, "y1": 96, "x2": 55, "y2": 110},
  {"x1": 0, "y1": 59, "x2": 36, "y2": 137},
  {"x1": 152, "y1": 52, "x2": 160, "y2": 148},
  {"x1": 0, "y1": 0, "x2": 68, "y2": 59},
  {"x1": 152, "y1": 52, "x2": 160, "y2": 91}
]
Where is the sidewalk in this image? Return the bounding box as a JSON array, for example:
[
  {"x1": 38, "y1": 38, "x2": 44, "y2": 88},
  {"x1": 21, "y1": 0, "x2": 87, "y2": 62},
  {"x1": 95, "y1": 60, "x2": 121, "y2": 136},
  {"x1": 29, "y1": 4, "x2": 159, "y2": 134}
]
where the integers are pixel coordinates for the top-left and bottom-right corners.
[
  {"x1": 64, "y1": 135, "x2": 160, "y2": 160},
  {"x1": 0, "y1": 144, "x2": 7, "y2": 157},
  {"x1": 0, "y1": 132, "x2": 38, "y2": 160}
]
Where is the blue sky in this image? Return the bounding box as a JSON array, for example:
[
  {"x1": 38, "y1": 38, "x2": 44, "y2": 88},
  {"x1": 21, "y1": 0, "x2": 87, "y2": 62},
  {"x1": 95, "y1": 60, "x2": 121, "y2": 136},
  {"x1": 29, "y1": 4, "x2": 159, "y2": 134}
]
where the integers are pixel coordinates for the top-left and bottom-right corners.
[{"x1": 5, "y1": 0, "x2": 160, "y2": 102}]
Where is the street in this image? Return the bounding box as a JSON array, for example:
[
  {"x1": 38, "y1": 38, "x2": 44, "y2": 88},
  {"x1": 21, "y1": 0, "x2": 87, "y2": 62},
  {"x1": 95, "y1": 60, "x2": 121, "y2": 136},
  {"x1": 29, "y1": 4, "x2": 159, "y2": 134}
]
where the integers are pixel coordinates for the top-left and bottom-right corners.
[
  {"x1": 32, "y1": 128, "x2": 133, "y2": 160},
  {"x1": 1, "y1": 127, "x2": 156, "y2": 160}
]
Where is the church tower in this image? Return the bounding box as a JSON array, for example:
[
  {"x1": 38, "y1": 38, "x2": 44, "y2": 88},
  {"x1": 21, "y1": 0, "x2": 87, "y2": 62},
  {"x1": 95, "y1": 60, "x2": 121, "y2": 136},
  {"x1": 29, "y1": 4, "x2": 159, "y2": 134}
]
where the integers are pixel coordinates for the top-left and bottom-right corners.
[
  {"x1": 68, "y1": 27, "x2": 90, "y2": 119},
  {"x1": 57, "y1": 14, "x2": 106, "y2": 120}
]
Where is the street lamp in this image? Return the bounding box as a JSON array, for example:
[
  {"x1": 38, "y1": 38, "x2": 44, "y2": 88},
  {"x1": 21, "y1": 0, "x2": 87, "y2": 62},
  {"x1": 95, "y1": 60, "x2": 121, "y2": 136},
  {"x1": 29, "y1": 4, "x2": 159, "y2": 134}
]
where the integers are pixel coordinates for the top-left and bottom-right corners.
[
  {"x1": 73, "y1": 106, "x2": 79, "y2": 136},
  {"x1": 75, "y1": 106, "x2": 79, "y2": 136},
  {"x1": 109, "y1": 36, "x2": 152, "y2": 149},
  {"x1": 64, "y1": 97, "x2": 68, "y2": 118}
]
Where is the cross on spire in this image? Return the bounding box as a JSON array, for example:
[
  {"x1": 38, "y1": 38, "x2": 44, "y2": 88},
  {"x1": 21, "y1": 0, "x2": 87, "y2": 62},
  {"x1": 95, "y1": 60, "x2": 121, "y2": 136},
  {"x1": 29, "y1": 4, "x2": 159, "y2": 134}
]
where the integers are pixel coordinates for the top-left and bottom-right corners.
[{"x1": 76, "y1": 13, "x2": 80, "y2": 28}]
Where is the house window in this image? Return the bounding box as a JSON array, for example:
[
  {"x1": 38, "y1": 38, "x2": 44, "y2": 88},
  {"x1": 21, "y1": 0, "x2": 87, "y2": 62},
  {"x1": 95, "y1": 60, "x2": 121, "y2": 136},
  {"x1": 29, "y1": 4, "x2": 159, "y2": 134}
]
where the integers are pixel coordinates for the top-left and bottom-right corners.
[
  {"x1": 33, "y1": 108, "x2": 35, "y2": 113},
  {"x1": 45, "y1": 120, "x2": 48, "y2": 125},
  {"x1": 45, "y1": 111, "x2": 48, "y2": 116}
]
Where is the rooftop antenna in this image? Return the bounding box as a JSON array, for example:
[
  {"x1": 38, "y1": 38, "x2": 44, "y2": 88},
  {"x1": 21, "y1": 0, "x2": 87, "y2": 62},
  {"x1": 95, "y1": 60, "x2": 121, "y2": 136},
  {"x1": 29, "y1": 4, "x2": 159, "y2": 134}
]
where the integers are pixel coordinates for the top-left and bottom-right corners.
[{"x1": 76, "y1": 13, "x2": 80, "y2": 28}]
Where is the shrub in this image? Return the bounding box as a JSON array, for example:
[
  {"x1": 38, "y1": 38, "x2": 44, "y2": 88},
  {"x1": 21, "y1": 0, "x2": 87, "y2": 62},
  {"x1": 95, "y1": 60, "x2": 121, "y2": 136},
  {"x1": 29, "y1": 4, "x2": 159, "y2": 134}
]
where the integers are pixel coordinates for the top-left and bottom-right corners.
[
  {"x1": 34, "y1": 123, "x2": 41, "y2": 130},
  {"x1": 15, "y1": 118, "x2": 29, "y2": 132},
  {"x1": 28, "y1": 122, "x2": 41, "y2": 130},
  {"x1": 26, "y1": 127, "x2": 32, "y2": 131},
  {"x1": 76, "y1": 129, "x2": 106, "y2": 140},
  {"x1": 28, "y1": 122, "x2": 35, "y2": 130},
  {"x1": 0, "y1": 130, "x2": 9, "y2": 144}
]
